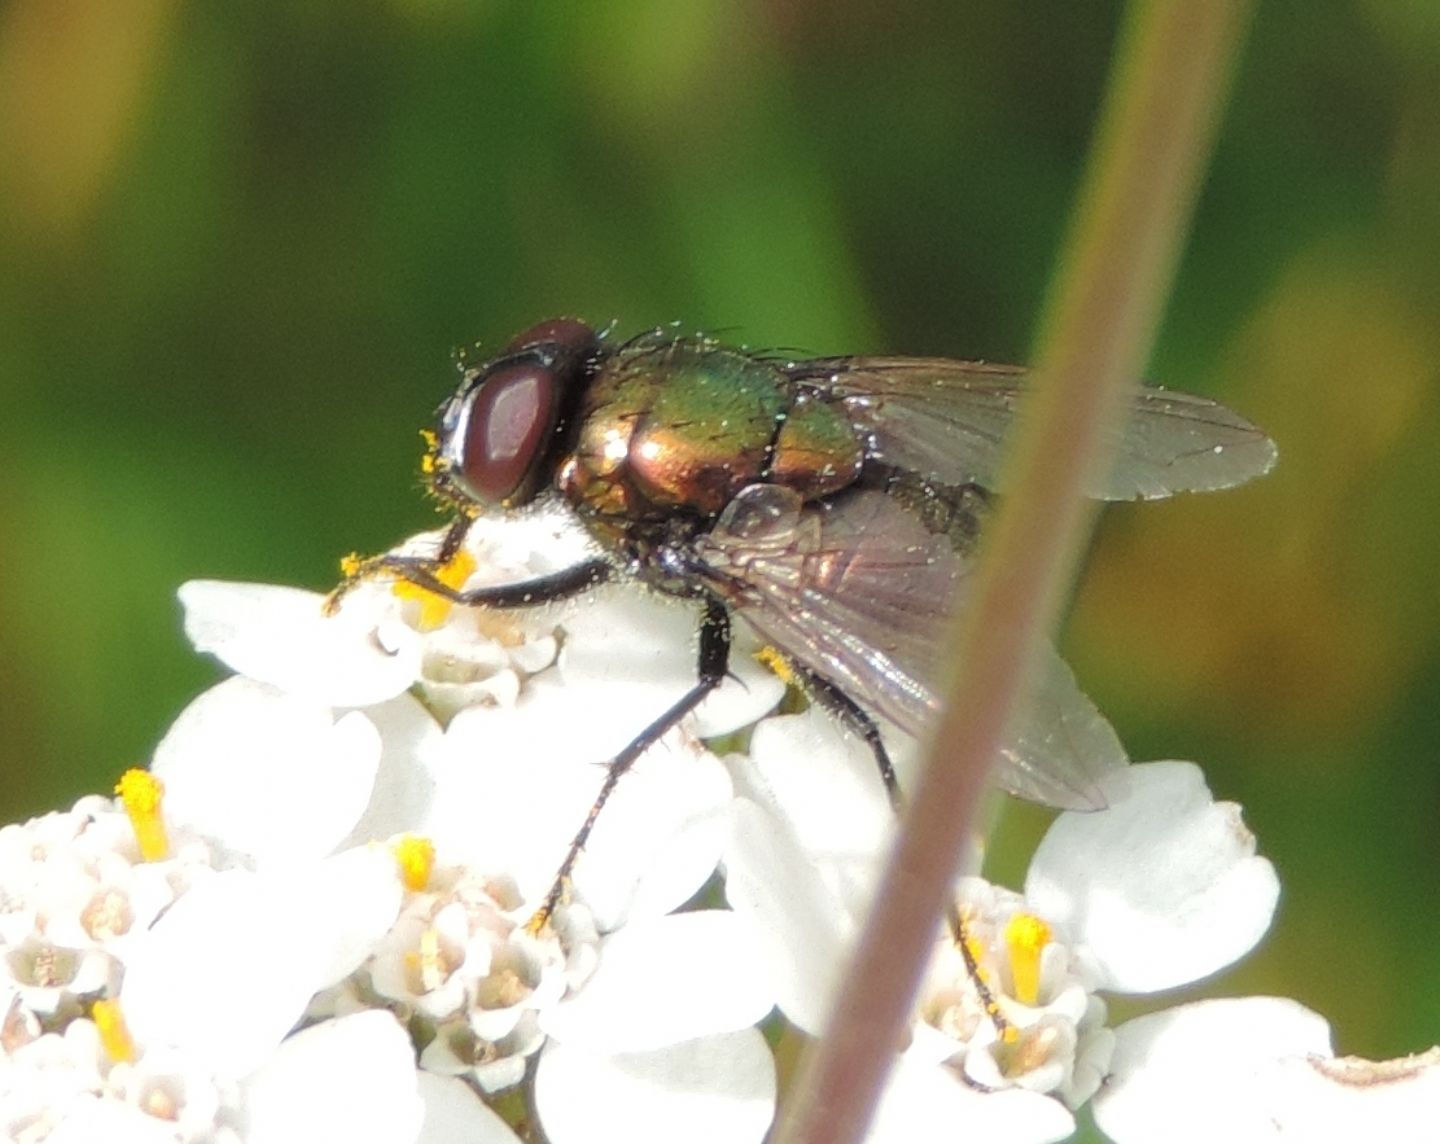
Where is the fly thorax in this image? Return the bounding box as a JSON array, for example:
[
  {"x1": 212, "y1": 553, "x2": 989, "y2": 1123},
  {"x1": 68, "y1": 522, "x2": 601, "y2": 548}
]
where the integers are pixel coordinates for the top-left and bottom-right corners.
[
  {"x1": 626, "y1": 350, "x2": 787, "y2": 515},
  {"x1": 565, "y1": 356, "x2": 650, "y2": 516}
]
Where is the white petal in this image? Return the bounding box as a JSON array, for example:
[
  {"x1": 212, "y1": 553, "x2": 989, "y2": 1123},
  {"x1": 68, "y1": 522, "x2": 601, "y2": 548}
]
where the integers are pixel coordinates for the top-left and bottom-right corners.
[
  {"x1": 416, "y1": 1073, "x2": 523, "y2": 1144},
  {"x1": 557, "y1": 586, "x2": 698, "y2": 692},
  {"x1": 239, "y1": 1011, "x2": 422, "y2": 1144},
  {"x1": 534, "y1": 1027, "x2": 775, "y2": 1144},
  {"x1": 446, "y1": 672, "x2": 668, "y2": 770},
  {"x1": 123, "y1": 865, "x2": 382, "y2": 1076},
  {"x1": 433, "y1": 718, "x2": 729, "y2": 920},
  {"x1": 539, "y1": 911, "x2": 774, "y2": 1052},
  {"x1": 723, "y1": 798, "x2": 855, "y2": 1034},
  {"x1": 1272, "y1": 1047, "x2": 1440, "y2": 1143},
  {"x1": 106, "y1": 1045, "x2": 223, "y2": 1138},
  {"x1": 151, "y1": 677, "x2": 381, "y2": 866},
  {"x1": 733, "y1": 709, "x2": 894, "y2": 888},
  {"x1": 869, "y1": 1051, "x2": 1075, "y2": 1143},
  {"x1": 340, "y1": 694, "x2": 447, "y2": 847},
  {"x1": 180, "y1": 580, "x2": 422, "y2": 708},
  {"x1": 575, "y1": 739, "x2": 733, "y2": 929},
  {"x1": 467, "y1": 503, "x2": 599, "y2": 574},
  {"x1": 423, "y1": 722, "x2": 611, "y2": 902},
  {"x1": 559, "y1": 586, "x2": 782, "y2": 740},
  {"x1": 1096, "y1": 996, "x2": 1344, "y2": 1142},
  {"x1": 286, "y1": 846, "x2": 403, "y2": 988},
  {"x1": 38, "y1": 1095, "x2": 182, "y2": 1144},
  {"x1": 1024, "y1": 761, "x2": 1279, "y2": 992}
]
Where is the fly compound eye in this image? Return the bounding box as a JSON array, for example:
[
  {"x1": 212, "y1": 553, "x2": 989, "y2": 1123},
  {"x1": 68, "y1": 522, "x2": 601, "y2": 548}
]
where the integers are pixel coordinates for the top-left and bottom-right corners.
[
  {"x1": 453, "y1": 362, "x2": 559, "y2": 505},
  {"x1": 505, "y1": 316, "x2": 598, "y2": 359}
]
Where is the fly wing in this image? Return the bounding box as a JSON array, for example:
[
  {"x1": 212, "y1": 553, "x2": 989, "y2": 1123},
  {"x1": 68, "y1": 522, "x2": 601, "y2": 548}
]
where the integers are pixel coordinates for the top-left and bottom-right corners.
[
  {"x1": 693, "y1": 484, "x2": 1127, "y2": 809},
  {"x1": 788, "y1": 356, "x2": 1277, "y2": 501}
]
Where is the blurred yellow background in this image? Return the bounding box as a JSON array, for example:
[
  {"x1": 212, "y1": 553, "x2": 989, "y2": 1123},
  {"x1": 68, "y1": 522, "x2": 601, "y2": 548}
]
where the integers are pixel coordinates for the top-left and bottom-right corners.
[{"x1": 1, "y1": 0, "x2": 1435, "y2": 1085}]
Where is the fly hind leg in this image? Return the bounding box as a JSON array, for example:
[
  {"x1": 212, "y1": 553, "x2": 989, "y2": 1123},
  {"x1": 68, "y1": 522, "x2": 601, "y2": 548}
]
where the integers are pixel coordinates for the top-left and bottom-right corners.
[
  {"x1": 795, "y1": 669, "x2": 903, "y2": 813},
  {"x1": 798, "y1": 665, "x2": 1012, "y2": 1049}
]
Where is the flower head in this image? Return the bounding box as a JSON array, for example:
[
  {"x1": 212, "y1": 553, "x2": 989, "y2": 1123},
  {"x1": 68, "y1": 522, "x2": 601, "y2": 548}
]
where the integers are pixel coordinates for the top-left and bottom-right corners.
[
  {"x1": 8, "y1": 515, "x2": 1429, "y2": 1142},
  {"x1": 724, "y1": 706, "x2": 1282, "y2": 1140}
]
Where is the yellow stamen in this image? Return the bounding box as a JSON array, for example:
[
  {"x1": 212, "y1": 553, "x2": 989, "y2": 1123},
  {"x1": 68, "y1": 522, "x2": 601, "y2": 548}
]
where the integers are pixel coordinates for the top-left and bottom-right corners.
[
  {"x1": 392, "y1": 550, "x2": 477, "y2": 631},
  {"x1": 1004, "y1": 913, "x2": 1052, "y2": 1006},
  {"x1": 415, "y1": 925, "x2": 448, "y2": 992},
  {"x1": 338, "y1": 551, "x2": 364, "y2": 579},
  {"x1": 115, "y1": 769, "x2": 169, "y2": 862},
  {"x1": 391, "y1": 835, "x2": 436, "y2": 892},
  {"x1": 92, "y1": 998, "x2": 136, "y2": 1063}
]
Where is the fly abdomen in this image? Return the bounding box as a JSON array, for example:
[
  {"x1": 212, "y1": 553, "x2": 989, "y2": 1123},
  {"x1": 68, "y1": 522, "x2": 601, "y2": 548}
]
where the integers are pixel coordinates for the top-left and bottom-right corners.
[{"x1": 766, "y1": 389, "x2": 865, "y2": 500}]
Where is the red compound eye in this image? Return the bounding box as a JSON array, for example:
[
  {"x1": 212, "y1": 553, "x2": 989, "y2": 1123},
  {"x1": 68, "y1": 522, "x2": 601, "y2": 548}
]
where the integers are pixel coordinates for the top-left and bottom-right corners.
[
  {"x1": 438, "y1": 318, "x2": 598, "y2": 506},
  {"x1": 456, "y1": 362, "x2": 558, "y2": 504}
]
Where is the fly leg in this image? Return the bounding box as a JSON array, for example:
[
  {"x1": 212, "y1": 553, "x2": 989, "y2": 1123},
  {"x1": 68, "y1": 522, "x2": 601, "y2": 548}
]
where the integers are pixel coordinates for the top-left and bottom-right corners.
[
  {"x1": 363, "y1": 557, "x2": 611, "y2": 608},
  {"x1": 528, "y1": 598, "x2": 730, "y2": 930},
  {"x1": 324, "y1": 515, "x2": 476, "y2": 613},
  {"x1": 331, "y1": 529, "x2": 729, "y2": 929},
  {"x1": 324, "y1": 511, "x2": 613, "y2": 613},
  {"x1": 799, "y1": 666, "x2": 1013, "y2": 1053},
  {"x1": 798, "y1": 670, "x2": 902, "y2": 813},
  {"x1": 375, "y1": 575, "x2": 725, "y2": 927}
]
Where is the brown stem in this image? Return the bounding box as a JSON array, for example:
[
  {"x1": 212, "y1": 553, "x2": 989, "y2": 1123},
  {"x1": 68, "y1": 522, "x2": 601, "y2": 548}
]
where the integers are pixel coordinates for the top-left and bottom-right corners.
[{"x1": 771, "y1": 3, "x2": 1254, "y2": 1141}]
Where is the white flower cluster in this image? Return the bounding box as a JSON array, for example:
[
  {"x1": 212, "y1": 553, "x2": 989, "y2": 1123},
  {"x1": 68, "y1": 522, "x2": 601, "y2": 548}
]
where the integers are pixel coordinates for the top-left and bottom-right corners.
[{"x1": 2, "y1": 508, "x2": 1436, "y2": 1143}]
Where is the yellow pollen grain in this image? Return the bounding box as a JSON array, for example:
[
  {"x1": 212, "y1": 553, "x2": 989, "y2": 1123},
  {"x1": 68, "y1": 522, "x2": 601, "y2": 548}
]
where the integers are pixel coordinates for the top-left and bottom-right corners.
[
  {"x1": 115, "y1": 769, "x2": 169, "y2": 862},
  {"x1": 962, "y1": 933, "x2": 988, "y2": 975},
  {"x1": 392, "y1": 550, "x2": 477, "y2": 631},
  {"x1": 1005, "y1": 913, "x2": 1052, "y2": 1006},
  {"x1": 92, "y1": 998, "x2": 136, "y2": 1063},
  {"x1": 754, "y1": 645, "x2": 799, "y2": 687},
  {"x1": 419, "y1": 430, "x2": 441, "y2": 477},
  {"x1": 339, "y1": 552, "x2": 364, "y2": 579},
  {"x1": 391, "y1": 835, "x2": 436, "y2": 892}
]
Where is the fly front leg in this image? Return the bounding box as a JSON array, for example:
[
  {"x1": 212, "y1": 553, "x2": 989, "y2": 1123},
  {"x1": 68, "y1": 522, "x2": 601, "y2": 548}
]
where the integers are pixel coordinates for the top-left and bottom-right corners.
[
  {"x1": 367, "y1": 557, "x2": 612, "y2": 609},
  {"x1": 325, "y1": 514, "x2": 476, "y2": 614},
  {"x1": 528, "y1": 598, "x2": 731, "y2": 932},
  {"x1": 325, "y1": 512, "x2": 613, "y2": 613}
]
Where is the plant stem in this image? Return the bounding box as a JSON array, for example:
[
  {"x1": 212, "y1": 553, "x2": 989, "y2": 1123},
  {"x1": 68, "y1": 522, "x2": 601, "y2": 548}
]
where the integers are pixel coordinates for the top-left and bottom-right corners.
[{"x1": 771, "y1": 3, "x2": 1253, "y2": 1140}]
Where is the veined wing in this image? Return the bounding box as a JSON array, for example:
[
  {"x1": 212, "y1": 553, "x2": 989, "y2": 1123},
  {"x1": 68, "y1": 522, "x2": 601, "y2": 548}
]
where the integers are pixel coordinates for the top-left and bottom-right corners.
[
  {"x1": 693, "y1": 483, "x2": 1127, "y2": 810},
  {"x1": 787, "y1": 356, "x2": 1277, "y2": 501}
]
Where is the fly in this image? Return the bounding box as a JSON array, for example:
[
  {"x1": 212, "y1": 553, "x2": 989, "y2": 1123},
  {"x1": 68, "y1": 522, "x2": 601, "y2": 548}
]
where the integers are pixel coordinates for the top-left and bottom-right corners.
[{"x1": 331, "y1": 317, "x2": 1277, "y2": 922}]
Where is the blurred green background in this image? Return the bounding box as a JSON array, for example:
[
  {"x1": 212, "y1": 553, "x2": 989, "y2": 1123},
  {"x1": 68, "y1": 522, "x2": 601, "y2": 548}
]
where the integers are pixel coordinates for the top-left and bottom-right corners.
[{"x1": 2, "y1": 0, "x2": 1436, "y2": 1083}]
